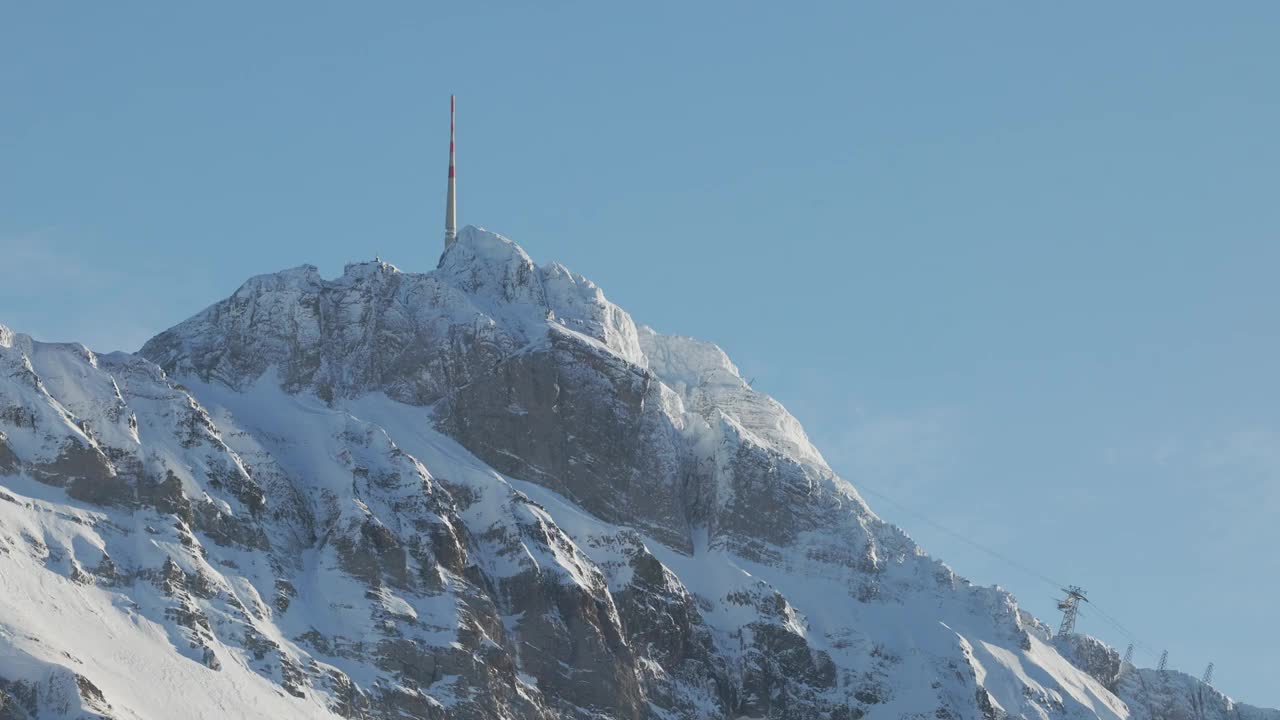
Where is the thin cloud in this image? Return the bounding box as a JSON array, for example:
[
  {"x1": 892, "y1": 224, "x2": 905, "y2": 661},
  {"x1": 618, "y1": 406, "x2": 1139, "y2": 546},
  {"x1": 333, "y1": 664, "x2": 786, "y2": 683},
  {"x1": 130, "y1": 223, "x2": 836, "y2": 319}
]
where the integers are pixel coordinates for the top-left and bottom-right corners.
[
  {"x1": 1198, "y1": 428, "x2": 1280, "y2": 520},
  {"x1": 1149, "y1": 428, "x2": 1280, "y2": 567},
  {"x1": 0, "y1": 228, "x2": 121, "y2": 289},
  {"x1": 818, "y1": 407, "x2": 954, "y2": 500},
  {"x1": 0, "y1": 228, "x2": 155, "y2": 351},
  {"x1": 1200, "y1": 428, "x2": 1280, "y2": 476}
]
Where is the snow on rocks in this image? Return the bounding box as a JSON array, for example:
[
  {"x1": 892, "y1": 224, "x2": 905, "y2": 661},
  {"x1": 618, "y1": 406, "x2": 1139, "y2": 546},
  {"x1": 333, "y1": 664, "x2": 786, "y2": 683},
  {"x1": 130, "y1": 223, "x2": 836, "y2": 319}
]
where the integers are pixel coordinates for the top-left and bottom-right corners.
[{"x1": 2, "y1": 230, "x2": 1273, "y2": 719}]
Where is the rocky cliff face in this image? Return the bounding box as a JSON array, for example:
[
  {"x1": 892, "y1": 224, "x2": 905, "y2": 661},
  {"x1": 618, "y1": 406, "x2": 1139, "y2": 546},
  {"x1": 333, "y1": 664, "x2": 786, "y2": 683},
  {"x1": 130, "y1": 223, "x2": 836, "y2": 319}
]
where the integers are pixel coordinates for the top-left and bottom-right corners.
[
  {"x1": 1115, "y1": 668, "x2": 1280, "y2": 720},
  {"x1": 0, "y1": 227, "x2": 1270, "y2": 719}
]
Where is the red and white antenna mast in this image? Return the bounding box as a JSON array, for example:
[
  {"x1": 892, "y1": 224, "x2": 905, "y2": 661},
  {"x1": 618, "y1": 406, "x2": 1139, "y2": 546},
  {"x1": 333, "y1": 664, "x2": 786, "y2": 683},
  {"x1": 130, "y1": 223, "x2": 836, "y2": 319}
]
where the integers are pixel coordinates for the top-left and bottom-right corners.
[{"x1": 444, "y1": 94, "x2": 457, "y2": 249}]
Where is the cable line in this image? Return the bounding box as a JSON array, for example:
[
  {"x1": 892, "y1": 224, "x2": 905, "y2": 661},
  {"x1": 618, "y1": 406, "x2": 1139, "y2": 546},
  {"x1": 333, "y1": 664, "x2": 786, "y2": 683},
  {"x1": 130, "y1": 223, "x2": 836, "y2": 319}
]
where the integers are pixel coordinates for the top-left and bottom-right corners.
[
  {"x1": 852, "y1": 478, "x2": 1067, "y2": 591},
  {"x1": 849, "y1": 476, "x2": 1167, "y2": 665}
]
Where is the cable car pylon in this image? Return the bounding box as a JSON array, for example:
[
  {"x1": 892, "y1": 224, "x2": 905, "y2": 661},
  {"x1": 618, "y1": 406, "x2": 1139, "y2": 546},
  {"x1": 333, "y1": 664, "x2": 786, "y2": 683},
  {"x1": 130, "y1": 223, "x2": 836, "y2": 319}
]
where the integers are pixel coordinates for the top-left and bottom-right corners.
[{"x1": 1056, "y1": 586, "x2": 1088, "y2": 637}]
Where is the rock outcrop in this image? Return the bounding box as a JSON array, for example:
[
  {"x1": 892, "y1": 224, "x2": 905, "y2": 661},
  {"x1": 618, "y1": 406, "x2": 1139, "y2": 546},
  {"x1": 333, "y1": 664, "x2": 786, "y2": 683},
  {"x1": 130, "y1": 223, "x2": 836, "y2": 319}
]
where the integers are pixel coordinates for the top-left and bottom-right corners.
[{"x1": 0, "y1": 226, "x2": 1270, "y2": 719}]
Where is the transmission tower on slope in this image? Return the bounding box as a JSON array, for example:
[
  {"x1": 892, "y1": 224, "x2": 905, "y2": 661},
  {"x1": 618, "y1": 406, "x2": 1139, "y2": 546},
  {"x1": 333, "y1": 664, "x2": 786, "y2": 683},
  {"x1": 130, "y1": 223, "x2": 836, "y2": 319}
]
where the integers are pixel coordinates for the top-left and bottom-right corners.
[
  {"x1": 1056, "y1": 586, "x2": 1088, "y2": 637},
  {"x1": 1122, "y1": 643, "x2": 1134, "y2": 665},
  {"x1": 1202, "y1": 662, "x2": 1215, "y2": 686},
  {"x1": 1158, "y1": 650, "x2": 1169, "y2": 674}
]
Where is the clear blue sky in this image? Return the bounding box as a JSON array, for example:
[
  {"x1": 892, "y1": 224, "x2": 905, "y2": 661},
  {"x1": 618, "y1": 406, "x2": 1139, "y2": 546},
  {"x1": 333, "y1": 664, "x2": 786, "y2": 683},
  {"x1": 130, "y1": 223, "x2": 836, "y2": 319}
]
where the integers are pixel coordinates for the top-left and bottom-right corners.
[{"x1": 3, "y1": 1, "x2": 1277, "y2": 705}]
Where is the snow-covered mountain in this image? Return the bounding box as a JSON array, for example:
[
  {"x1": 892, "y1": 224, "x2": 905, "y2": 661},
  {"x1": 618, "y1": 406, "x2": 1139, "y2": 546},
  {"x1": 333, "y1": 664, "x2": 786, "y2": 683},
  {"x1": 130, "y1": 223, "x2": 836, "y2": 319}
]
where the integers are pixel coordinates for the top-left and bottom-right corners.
[{"x1": 0, "y1": 226, "x2": 1271, "y2": 719}]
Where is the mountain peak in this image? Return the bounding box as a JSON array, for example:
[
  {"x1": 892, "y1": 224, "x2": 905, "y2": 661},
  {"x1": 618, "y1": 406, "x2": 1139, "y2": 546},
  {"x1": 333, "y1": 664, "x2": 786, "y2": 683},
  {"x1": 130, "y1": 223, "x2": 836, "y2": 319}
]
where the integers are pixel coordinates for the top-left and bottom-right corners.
[
  {"x1": 137, "y1": 226, "x2": 825, "y2": 476},
  {"x1": 340, "y1": 258, "x2": 401, "y2": 282},
  {"x1": 3, "y1": 224, "x2": 1273, "y2": 719},
  {"x1": 141, "y1": 226, "x2": 650, "y2": 400},
  {"x1": 230, "y1": 263, "x2": 322, "y2": 299},
  {"x1": 439, "y1": 224, "x2": 534, "y2": 272},
  {"x1": 434, "y1": 225, "x2": 546, "y2": 310}
]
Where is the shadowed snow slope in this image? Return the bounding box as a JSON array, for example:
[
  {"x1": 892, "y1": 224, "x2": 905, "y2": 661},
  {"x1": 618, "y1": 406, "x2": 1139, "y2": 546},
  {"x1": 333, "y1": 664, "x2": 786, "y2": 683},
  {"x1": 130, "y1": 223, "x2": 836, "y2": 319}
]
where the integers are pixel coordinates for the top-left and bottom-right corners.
[{"x1": 0, "y1": 226, "x2": 1270, "y2": 719}]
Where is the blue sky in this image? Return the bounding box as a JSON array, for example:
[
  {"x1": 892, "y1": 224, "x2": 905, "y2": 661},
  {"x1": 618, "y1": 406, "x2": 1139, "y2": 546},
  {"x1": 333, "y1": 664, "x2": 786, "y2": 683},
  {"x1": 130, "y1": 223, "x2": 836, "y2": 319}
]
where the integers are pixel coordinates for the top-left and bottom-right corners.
[{"x1": 3, "y1": 1, "x2": 1278, "y2": 704}]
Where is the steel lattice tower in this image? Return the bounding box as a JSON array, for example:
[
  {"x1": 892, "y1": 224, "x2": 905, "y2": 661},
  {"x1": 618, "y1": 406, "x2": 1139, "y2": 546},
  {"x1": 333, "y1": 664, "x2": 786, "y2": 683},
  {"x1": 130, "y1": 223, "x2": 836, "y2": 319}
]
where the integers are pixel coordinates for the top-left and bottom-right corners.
[
  {"x1": 1122, "y1": 644, "x2": 1134, "y2": 665},
  {"x1": 1056, "y1": 586, "x2": 1088, "y2": 637},
  {"x1": 1202, "y1": 662, "x2": 1215, "y2": 686},
  {"x1": 1158, "y1": 650, "x2": 1169, "y2": 674}
]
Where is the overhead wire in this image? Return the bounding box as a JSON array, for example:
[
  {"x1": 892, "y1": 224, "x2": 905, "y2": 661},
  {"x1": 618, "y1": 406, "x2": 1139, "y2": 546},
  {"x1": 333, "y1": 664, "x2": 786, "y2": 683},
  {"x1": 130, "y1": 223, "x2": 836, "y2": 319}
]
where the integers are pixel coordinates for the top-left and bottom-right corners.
[
  {"x1": 851, "y1": 478, "x2": 1067, "y2": 591},
  {"x1": 849, "y1": 475, "x2": 1165, "y2": 663},
  {"x1": 1079, "y1": 603, "x2": 1161, "y2": 658}
]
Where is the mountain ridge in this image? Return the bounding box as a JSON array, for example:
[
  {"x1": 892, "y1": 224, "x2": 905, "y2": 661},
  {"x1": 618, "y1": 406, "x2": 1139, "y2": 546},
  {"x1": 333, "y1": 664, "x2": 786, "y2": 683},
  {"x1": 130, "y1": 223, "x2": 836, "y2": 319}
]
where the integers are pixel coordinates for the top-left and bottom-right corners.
[{"x1": 0, "y1": 225, "x2": 1270, "y2": 719}]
